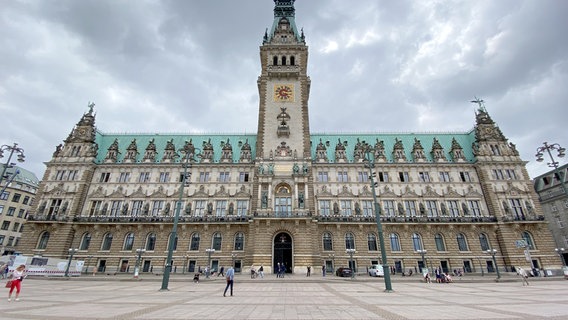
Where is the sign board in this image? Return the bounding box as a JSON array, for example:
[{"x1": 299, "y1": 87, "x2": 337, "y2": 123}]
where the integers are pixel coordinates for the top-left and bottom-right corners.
[{"x1": 515, "y1": 240, "x2": 527, "y2": 248}]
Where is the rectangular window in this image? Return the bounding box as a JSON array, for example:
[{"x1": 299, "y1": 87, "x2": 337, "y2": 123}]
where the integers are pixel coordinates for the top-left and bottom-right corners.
[
  {"x1": 557, "y1": 216, "x2": 565, "y2": 229},
  {"x1": 12, "y1": 222, "x2": 20, "y2": 232},
  {"x1": 219, "y1": 172, "x2": 230, "y2": 183},
  {"x1": 317, "y1": 171, "x2": 329, "y2": 182},
  {"x1": 0, "y1": 192, "x2": 9, "y2": 201},
  {"x1": 215, "y1": 200, "x2": 227, "y2": 217},
  {"x1": 118, "y1": 172, "x2": 130, "y2": 183},
  {"x1": 362, "y1": 200, "x2": 373, "y2": 217},
  {"x1": 382, "y1": 200, "x2": 395, "y2": 217},
  {"x1": 236, "y1": 200, "x2": 248, "y2": 216},
  {"x1": 468, "y1": 200, "x2": 482, "y2": 216},
  {"x1": 358, "y1": 172, "x2": 368, "y2": 182},
  {"x1": 490, "y1": 144, "x2": 501, "y2": 156},
  {"x1": 426, "y1": 200, "x2": 438, "y2": 217},
  {"x1": 132, "y1": 200, "x2": 143, "y2": 216},
  {"x1": 11, "y1": 193, "x2": 21, "y2": 203},
  {"x1": 22, "y1": 196, "x2": 30, "y2": 205},
  {"x1": 138, "y1": 172, "x2": 151, "y2": 183},
  {"x1": 151, "y1": 200, "x2": 164, "y2": 216},
  {"x1": 7, "y1": 207, "x2": 16, "y2": 216},
  {"x1": 378, "y1": 172, "x2": 389, "y2": 182},
  {"x1": 404, "y1": 200, "x2": 417, "y2": 217},
  {"x1": 89, "y1": 201, "x2": 102, "y2": 216},
  {"x1": 0, "y1": 205, "x2": 3, "y2": 215},
  {"x1": 159, "y1": 172, "x2": 170, "y2": 183},
  {"x1": 239, "y1": 172, "x2": 249, "y2": 182},
  {"x1": 447, "y1": 200, "x2": 460, "y2": 216},
  {"x1": 319, "y1": 200, "x2": 331, "y2": 216},
  {"x1": 48, "y1": 199, "x2": 62, "y2": 215},
  {"x1": 110, "y1": 200, "x2": 122, "y2": 216},
  {"x1": 340, "y1": 200, "x2": 352, "y2": 216},
  {"x1": 337, "y1": 171, "x2": 348, "y2": 182},
  {"x1": 199, "y1": 172, "x2": 210, "y2": 183},
  {"x1": 99, "y1": 172, "x2": 111, "y2": 183},
  {"x1": 492, "y1": 169, "x2": 505, "y2": 180},
  {"x1": 459, "y1": 171, "x2": 472, "y2": 182},
  {"x1": 418, "y1": 172, "x2": 430, "y2": 182},
  {"x1": 17, "y1": 209, "x2": 25, "y2": 218},
  {"x1": 1, "y1": 221, "x2": 9, "y2": 230},
  {"x1": 505, "y1": 169, "x2": 517, "y2": 180},
  {"x1": 439, "y1": 172, "x2": 450, "y2": 182},
  {"x1": 55, "y1": 170, "x2": 66, "y2": 180},
  {"x1": 0, "y1": 235, "x2": 4, "y2": 245},
  {"x1": 399, "y1": 172, "x2": 409, "y2": 182},
  {"x1": 509, "y1": 199, "x2": 524, "y2": 219},
  {"x1": 194, "y1": 200, "x2": 206, "y2": 216},
  {"x1": 68, "y1": 170, "x2": 79, "y2": 181}
]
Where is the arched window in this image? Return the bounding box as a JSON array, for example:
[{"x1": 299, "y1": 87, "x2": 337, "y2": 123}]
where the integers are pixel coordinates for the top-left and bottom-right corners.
[
  {"x1": 478, "y1": 233, "x2": 490, "y2": 251},
  {"x1": 323, "y1": 232, "x2": 333, "y2": 251},
  {"x1": 168, "y1": 233, "x2": 178, "y2": 251},
  {"x1": 123, "y1": 233, "x2": 135, "y2": 251},
  {"x1": 390, "y1": 233, "x2": 401, "y2": 251},
  {"x1": 412, "y1": 233, "x2": 423, "y2": 251},
  {"x1": 273, "y1": 56, "x2": 278, "y2": 65},
  {"x1": 290, "y1": 56, "x2": 295, "y2": 66},
  {"x1": 434, "y1": 233, "x2": 446, "y2": 251},
  {"x1": 146, "y1": 233, "x2": 156, "y2": 251},
  {"x1": 521, "y1": 231, "x2": 535, "y2": 250},
  {"x1": 367, "y1": 233, "x2": 378, "y2": 251},
  {"x1": 101, "y1": 233, "x2": 113, "y2": 251},
  {"x1": 79, "y1": 233, "x2": 91, "y2": 250},
  {"x1": 190, "y1": 233, "x2": 200, "y2": 251},
  {"x1": 234, "y1": 232, "x2": 244, "y2": 251},
  {"x1": 281, "y1": 55, "x2": 287, "y2": 66},
  {"x1": 345, "y1": 232, "x2": 355, "y2": 250},
  {"x1": 37, "y1": 231, "x2": 50, "y2": 249},
  {"x1": 212, "y1": 232, "x2": 222, "y2": 250},
  {"x1": 457, "y1": 233, "x2": 469, "y2": 251}
]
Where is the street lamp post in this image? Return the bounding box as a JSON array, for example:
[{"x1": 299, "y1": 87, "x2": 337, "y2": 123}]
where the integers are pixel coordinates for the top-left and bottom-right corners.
[
  {"x1": 346, "y1": 249, "x2": 355, "y2": 279},
  {"x1": 555, "y1": 248, "x2": 566, "y2": 267},
  {"x1": 417, "y1": 249, "x2": 427, "y2": 273},
  {"x1": 364, "y1": 146, "x2": 393, "y2": 292},
  {"x1": 486, "y1": 249, "x2": 501, "y2": 280},
  {"x1": 65, "y1": 248, "x2": 78, "y2": 277},
  {"x1": 0, "y1": 143, "x2": 25, "y2": 188},
  {"x1": 535, "y1": 142, "x2": 566, "y2": 195},
  {"x1": 206, "y1": 248, "x2": 215, "y2": 278},
  {"x1": 161, "y1": 149, "x2": 197, "y2": 291},
  {"x1": 134, "y1": 248, "x2": 146, "y2": 279}
]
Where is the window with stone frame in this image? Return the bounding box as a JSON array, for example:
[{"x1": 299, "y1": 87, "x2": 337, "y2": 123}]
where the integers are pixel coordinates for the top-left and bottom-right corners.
[
  {"x1": 367, "y1": 233, "x2": 378, "y2": 251},
  {"x1": 212, "y1": 233, "x2": 222, "y2": 250},
  {"x1": 123, "y1": 233, "x2": 135, "y2": 251},
  {"x1": 234, "y1": 232, "x2": 244, "y2": 251},
  {"x1": 190, "y1": 233, "x2": 200, "y2": 251},
  {"x1": 101, "y1": 233, "x2": 113, "y2": 251},
  {"x1": 323, "y1": 232, "x2": 333, "y2": 251},
  {"x1": 345, "y1": 232, "x2": 355, "y2": 250},
  {"x1": 390, "y1": 233, "x2": 401, "y2": 251},
  {"x1": 146, "y1": 233, "x2": 156, "y2": 251},
  {"x1": 457, "y1": 233, "x2": 469, "y2": 251},
  {"x1": 80, "y1": 233, "x2": 91, "y2": 250},
  {"x1": 478, "y1": 233, "x2": 490, "y2": 251},
  {"x1": 37, "y1": 231, "x2": 50, "y2": 249},
  {"x1": 435, "y1": 233, "x2": 446, "y2": 251}
]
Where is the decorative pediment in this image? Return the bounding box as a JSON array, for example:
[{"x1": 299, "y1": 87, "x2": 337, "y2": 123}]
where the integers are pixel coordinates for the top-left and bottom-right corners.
[
  {"x1": 380, "y1": 185, "x2": 398, "y2": 198},
  {"x1": 423, "y1": 185, "x2": 441, "y2": 197},
  {"x1": 214, "y1": 185, "x2": 230, "y2": 197},
  {"x1": 337, "y1": 185, "x2": 354, "y2": 197},
  {"x1": 234, "y1": 185, "x2": 251, "y2": 198},
  {"x1": 317, "y1": 185, "x2": 333, "y2": 197},
  {"x1": 149, "y1": 186, "x2": 169, "y2": 198},
  {"x1": 444, "y1": 186, "x2": 463, "y2": 198},
  {"x1": 464, "y1": 185, "x2": 483, "y2": 198},
  {"x1": 108, "y1": 186, "x2": 126, "y2": 198},
  {"x1": 129, "y1": 186, "x2": 147, "y2": 198},
  {"x1": 192, "y1": 185, "x2": 210, "y2": 198},
  {"x1": 89, "y1": 186, "x2": 107, "y2": 198},
  {"x1": 44, "y1": 183, "x2": 72, "y2": 196},
  {"x1": 359, "y1": 185, "x2": 373, "y2": 197},
  {"x1": 401, "y1": 185, "x2": 419, "y2": 198}
]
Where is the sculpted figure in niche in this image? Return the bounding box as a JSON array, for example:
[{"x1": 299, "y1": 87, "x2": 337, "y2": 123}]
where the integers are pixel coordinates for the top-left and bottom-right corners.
[
  {"x1": 298, "y1": 192, "x2": 305, "y2": 209},
  {"x1": 268, "y1": 163, "x2": 274, "y2": 175},
  {"x1": 207, "y1": 202, "x2": 213, "y2": 214},
  {"x1": 229, "y1": 202, "x2": 234, "y2": 215},
  {"x1": 185, "y1": 202, "x2": 192, "y2": 215},
  {"x1": 164, "y1": 203, "x2": 171, "y2": 215},
  {"x1": 333, "y1": 202, "x2": 339, "y2": 215},
  {"x1": 293, "y1": 163, "x2": 300, "y2": 174},
  {"x1": 261, "y1": 191, "x2": 268, "y2": 208},
  {"x1": 355, "y1": 202, "x2": 361, "y2": 215},
  {"x1": 258, "y1": 164, "x2": 264, "y2": 174},
  {"x1": 143, "y1": 203, "x2": 149, "y2": 215},
  {"x1": 122, "y1": 203, "x2": 129, "y2": 215},
  {"x1": 302, "y1": 163, "x2": 308, "y2": 174}
]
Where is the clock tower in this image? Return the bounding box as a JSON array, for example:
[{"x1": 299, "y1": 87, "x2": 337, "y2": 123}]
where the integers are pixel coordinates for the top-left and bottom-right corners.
[{"x1": 255, "y1": 0, "x2": 312, "y2": 215}]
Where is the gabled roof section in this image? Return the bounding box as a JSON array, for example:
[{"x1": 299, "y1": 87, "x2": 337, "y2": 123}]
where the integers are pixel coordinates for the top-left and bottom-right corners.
[{"x1": 311, "y1": 131, "x2": 477, "y2": 163}]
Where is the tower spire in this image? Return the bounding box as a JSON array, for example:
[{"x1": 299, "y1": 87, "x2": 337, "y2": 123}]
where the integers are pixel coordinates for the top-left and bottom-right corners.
[{"x1": 265, "y1": 0, "x2": 303, "y2": 44}]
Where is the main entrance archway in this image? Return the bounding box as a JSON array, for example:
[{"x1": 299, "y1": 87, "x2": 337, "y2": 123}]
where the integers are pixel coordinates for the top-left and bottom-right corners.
[{"x1": 273, "y1": 232, "x2": 293, "y2": 274}]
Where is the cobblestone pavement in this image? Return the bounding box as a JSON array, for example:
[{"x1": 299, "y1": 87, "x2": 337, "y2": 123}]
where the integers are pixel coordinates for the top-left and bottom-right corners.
[{"x1": 1, "y1": 273, "x2": 567, "y2": 320}]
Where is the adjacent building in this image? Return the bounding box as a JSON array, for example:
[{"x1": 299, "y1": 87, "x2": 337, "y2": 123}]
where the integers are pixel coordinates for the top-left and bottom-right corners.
[
  {"x1": 0, "y1": 164, "x2": 40, "y2": 255},
  {"x1": 17, "y1": 1, "x2": 559, "y2": 276},
  {"x1": 533, "y1": 163, "x2": 568, "y2": 265}
]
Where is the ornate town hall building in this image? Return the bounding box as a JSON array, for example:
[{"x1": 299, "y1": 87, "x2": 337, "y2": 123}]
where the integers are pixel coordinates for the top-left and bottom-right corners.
[{"x1": 18, "y1": 1, "x2": 558, "y2": 276}]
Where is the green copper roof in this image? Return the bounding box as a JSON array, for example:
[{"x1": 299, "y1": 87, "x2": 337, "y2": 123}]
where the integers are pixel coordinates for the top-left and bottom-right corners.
[
  {"x1": 268, "y1": 0, "x2": 303, "y2": 42},
  {"x1": 94, "y1": 132, "x2": 257, "y2": 164},
  {"x1": 1, "y1": 164, "x2": 40, "y2": 187},
  {"x1": 311, "y1": 131, "x2": 477, "y2": 163}
]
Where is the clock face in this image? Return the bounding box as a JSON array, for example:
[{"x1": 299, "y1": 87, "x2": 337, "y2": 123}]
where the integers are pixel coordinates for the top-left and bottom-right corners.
[{"x1": 273, "y1": 84, "x2": 294, "y2": 102}]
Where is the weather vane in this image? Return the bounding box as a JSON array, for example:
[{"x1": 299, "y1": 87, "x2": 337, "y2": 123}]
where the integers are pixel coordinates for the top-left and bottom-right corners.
[{"x1": 470, "y1": 96, "x2": 486, "y2": 112}]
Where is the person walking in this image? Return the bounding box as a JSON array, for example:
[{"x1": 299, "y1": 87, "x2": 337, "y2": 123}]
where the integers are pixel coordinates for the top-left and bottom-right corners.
[
  {"x1": 218, "y1": 266, "x2": 225, "y2": 277},
  {"x1": 306, "y1": 265, "x2": 311, "y2": 277},
  {"x1": 223, "y1": 266, "x2": 235, "y2": 297},
  {"x1": 0, "y1": 264, "x2": 7, "y2": 279},
  {"x1": 322, "y1": 264, "x2": 326, "y2": 277},
  {"x1": 518, "y1": 267, "x2": 530, "y2": 286},
  {"x1": 258, "y1": 265, "x2": 264, "y2": 279},
  {"x1": 8, "y1": 264, "x2": 26, "y2": 302}
]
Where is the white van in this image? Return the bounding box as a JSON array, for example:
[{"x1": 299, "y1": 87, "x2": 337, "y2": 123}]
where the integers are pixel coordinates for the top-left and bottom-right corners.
[{"x1": 368, "y1": 264, "x2": 384, "y2": 277}]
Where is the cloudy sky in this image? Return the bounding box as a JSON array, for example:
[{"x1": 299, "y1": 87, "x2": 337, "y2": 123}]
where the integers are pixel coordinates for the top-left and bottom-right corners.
[{"x1": 1, "y1": 0, "x2": 567, "y2": 180}]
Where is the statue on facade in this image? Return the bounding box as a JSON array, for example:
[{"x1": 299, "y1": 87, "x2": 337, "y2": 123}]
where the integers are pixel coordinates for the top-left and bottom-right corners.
[
  {"x1": 333, "y1": 202, "x2": 339, "y2": 215},
  {"x1": 293, "y1": 163, "x2": 300, "y2": 174},
  {"x1": 207, "y1": 202, "x2": 213, "y2": 214},
  {"x1": 258, "y1": 164, "x2": 265, "y2": 174},
  {"x1": 268, "y1": 163, "x2": 274, "y2": 175},
  {"x1": 261, "y1": 192, "x2": 268, "y2": 209},
  {"x1": 229, "y1": 202, "x2": 234, "y2": 215},
  {"x1": 298, "y1": 192, "x2": 305, "y2": 209},
  {"x1": 185, "y1": 202, "x2": 192, "y2": 215}
]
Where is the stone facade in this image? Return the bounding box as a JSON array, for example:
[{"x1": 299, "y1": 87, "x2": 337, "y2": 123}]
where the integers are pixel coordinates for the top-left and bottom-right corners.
[{"x1": 17, "y1": 1, "x2": 559, "y2": 276}]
